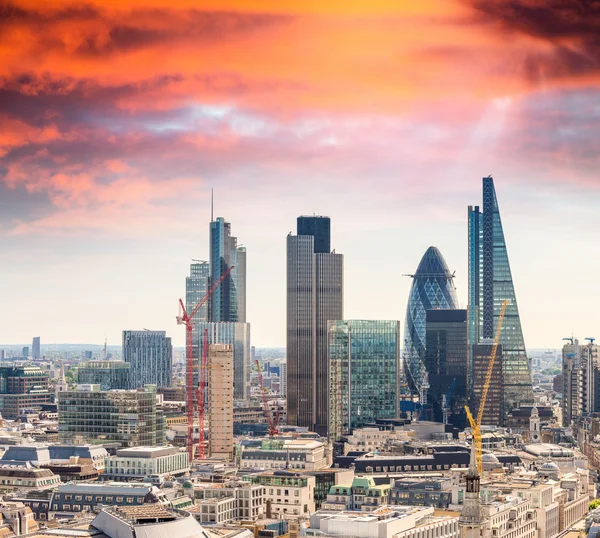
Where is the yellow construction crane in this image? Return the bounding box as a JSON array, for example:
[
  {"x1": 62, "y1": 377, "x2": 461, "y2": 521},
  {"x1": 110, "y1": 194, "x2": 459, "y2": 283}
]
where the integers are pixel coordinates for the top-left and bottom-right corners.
[{"x1": 464, "y1": 299, "x2": 509, "y2": 475}]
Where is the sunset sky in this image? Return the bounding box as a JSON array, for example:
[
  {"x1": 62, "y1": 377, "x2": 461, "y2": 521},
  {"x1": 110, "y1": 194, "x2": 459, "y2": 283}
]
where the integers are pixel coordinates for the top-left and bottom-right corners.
[{"x1": 1, "y1": 0, "x2": 599, "y2": 348}]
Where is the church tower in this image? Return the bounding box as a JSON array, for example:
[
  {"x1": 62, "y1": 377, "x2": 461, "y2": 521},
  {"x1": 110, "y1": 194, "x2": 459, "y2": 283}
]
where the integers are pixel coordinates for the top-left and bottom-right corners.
[
  {"x1": 529, "y1": 405, "x2": 541, "y2": 443},
  {"x1": 459, "y1": 445, "x2": 488, "y2": 538}
]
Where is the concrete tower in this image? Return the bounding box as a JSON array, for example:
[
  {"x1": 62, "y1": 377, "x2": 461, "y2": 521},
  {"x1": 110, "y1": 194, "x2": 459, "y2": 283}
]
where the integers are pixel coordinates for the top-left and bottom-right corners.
[{"x1": 529, "y1": 405, "x2": 541, "y2": 443}]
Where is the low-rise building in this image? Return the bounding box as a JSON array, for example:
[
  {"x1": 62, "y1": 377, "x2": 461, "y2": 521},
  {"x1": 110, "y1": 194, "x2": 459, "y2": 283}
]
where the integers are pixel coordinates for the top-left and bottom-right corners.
[
  {"x1": 102, "y1": 446, "x2": 189, "y2": 483},
  {"x1": 0, "y1": 463, "x2": 61, "y2": 493},
  {"x1": 322, "y1": 476, "x2": 390, "y2": 512},
  {"x1": 239, "y1": 438, "x2": 329, "y2": 470},
  {"x1": 390, "y1": 478, "x2": 452, "y2": 509},
  {"x1": 1, "y1": 445, "x2": 109, "y2": 471},
  {"x1": 188, "y1": 480, "x2": 266, "y2": 522},
  {"x1": 307, "y1": 505, "x2": 459, "y2": 538},
  {"x1": 49, "y1": 482, "x2": 170, "y2": 514},
  {"x1": 0, "y1": 501, "x2": 39, "y2": 535},
  {"x1": 246, "y1": 470, "x2": 316, "y2": 517}
]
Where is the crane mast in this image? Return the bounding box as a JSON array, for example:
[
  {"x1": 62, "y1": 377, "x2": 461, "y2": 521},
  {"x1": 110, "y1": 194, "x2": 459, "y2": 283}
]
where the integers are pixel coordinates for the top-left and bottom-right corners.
[{"x1": 177, "y1": 265, "x2": 233, "y2": 461}]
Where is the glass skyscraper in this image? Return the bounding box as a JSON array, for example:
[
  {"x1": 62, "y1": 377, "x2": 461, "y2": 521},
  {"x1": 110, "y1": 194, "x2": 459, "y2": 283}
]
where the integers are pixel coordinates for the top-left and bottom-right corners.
[
  {"x1": 287, "y1": 216, "x2": 343, "y2": 435},
  {"x1": 209, "y1": 217, "x2": 246, "y2": 323},
  {"x1": 403, "y1": 247, "x2": 459, "y2": 395},
  {"x1": 468, "y1": 176, "x2": 532, "y2": 411},
  {"x1": 328, "y1": 320, "x2": 400, "y2": 442}
]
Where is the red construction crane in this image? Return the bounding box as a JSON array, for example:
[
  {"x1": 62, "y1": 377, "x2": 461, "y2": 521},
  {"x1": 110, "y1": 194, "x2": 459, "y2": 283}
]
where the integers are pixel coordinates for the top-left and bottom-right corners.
[
  {"x1": 256, "y1": 360, "x2": 280, "y2": 436},
  {"x1": 177, "y1": 265, "x2": 233, "y2": 461}
]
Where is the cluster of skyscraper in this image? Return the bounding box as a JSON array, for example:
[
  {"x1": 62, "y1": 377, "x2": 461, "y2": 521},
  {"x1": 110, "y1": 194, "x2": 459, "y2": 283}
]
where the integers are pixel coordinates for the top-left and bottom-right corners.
[{"x1": 286, "y1": 176, "x2": 533, "y2": 440}]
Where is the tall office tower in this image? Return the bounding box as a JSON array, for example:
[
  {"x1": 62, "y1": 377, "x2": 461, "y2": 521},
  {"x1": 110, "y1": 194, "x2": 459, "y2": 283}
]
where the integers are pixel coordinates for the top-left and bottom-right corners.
[
  {"x1": 21, "y1": 347, "x2": 29, "y2": 359},
  {"x1": 84, "y1": 351, "x2": 93, "y2": 360},
  {"x1": 32, "y1": 337, "x2": 40, "y2": 360},
  {"x1": 468, "y1": 176, "x2": 532, "y2": 412},
  {"x1": 0, "y1": 350, "x2": 5, "y2": 361},
  {"x1": 287, "y1": 216, "x2": 343, "y2": 435},
  {"x1": 122, "y1": 331, "x2": 172, "y2": 389},
  {"x1": 209, "y1": 217, "x2": 246, "y2": 323},
  {"x1": 328, "y1": 320, "x2": 401, "y2": 442},
  {"x1": 404, "y1": 247, "x2": 458, "y2": 397},
  {"x1": 186, "y1": 261, "x2": 210, "y2": 363},
  {"x1": 425, "y1": 309, "x2": 468, "y2": 428},
  {"x1": 208, "y1": 344, "x2": 234, "y2": 460},
  {"x1": 58, "y1": 385, "x2": 165, "y2": 447},
  {"x1": 280, "y1": 363, "x2": 287, "y2": 397},
  {"x1": 196, "y1": 322, "x2": 251, "y2": 401},
  {"x1": 471, "y1": 342, "x2": 504, "y2": 426},
  {"x1": 562, "y1": 338, "x2": 600, "y2": 426}
]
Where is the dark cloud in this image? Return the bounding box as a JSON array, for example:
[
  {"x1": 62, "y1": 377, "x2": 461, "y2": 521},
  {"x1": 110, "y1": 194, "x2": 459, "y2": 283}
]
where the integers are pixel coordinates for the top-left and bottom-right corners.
[
  {"x1": 0, "y1": 1, "x2": 291, "y2": 56},
  {"x1": 471, "y1": 0, "x2": 600, "y2": 79}
]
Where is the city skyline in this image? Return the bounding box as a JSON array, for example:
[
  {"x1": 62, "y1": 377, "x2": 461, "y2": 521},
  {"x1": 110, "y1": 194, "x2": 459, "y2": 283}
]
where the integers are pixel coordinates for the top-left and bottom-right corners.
[
  {"x1": 0, "y1": 181, "x2": 598, "y2": 349},
  {"x1": 1, "y1": 1, "x2": 599, "y2": 349}
]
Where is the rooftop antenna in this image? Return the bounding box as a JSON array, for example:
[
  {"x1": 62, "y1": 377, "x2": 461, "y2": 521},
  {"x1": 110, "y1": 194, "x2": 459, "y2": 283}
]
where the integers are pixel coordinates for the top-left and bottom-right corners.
[{"x1": 211, "y1": 188, "x2": 214, "y2": 222}]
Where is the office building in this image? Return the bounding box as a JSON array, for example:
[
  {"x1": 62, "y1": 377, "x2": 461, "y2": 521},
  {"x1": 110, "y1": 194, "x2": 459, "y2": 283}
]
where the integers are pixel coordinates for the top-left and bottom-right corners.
[
  {"x1": 425, "y1": 309, "x2": 468, "y2": 428},
  {"x1": 122, "y1": 330, "x2": 172, "y2": 388},
  {"x1": 328, "y1": 320, "x2": 401, "y2": 441},
  {"x1": 0, "y1": 350, "x2": 4, "y2": 360},
  {"x1": 32, "y1": 337, "x2": 40, "y2": 359},
  {"x1": 404, "y1": 247, "x2": 458, "y2": 395},
  {"x1": 471, "y1": 343, "x2": 504, "y2": 426},
  {"x1": 84, "y1": 350, "x2": 93, "y2": 359},
  {"x1": 77, "y1": 360, "x2": 130, "y2": 390},
  {"x1": 196, "y1": 322, "x2": 251, "y2": 401},
  {"x1": 468, "y1": 176, "x2": 532, "y2": 411},
  {"x1": 21, "y1": 347, "x2": 29, "y2": 359},
  {"x1": 0, "y1": 365, "x2": 53, "y2": 419},
  {"x1": 103, "y1": 446, "x2": 189, "y2": 482},
  {"x1": 209, "y1": 344, "x2": 234, "y2": 459},
  {"x1": 287, "y1": 215, "x2": 343, "y2": 435},
  {"x1": 209, "y1": 217, "x2": 246, "y2": 323},
  {"x1": 58, "y1": 385, "x2": 165, "y2": 447},
  {"x1": 562, "y1": 338, "x2": 600, "y2": 426},
  {"x1": 239, "y1": 438, "x2": 330, "y2": 471},
  {"x1": 0, "y1": 464, "x2": 61, "y2": 493}
]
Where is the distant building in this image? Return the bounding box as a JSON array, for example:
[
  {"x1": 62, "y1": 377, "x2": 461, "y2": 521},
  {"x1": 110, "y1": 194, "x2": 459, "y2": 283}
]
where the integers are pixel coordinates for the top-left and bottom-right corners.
[
  {"x1": 122, "y1": 330, "x2": 172, "y2": 389},
  {"x1": 21, "y1": 347, "x2": 29, "y2": 359},
  {"x1": 404, "y1": 247, "x2": 459, "y2": 397},
  {"x1": 210, "y1": 217, "x2": 246, "y2": 323},
  {"x1": 0, "y1": 350, "x2": 4, "y2": 360},
  {"x1": 58, "y1": 385, "x2": 165, "y2": 447},
  {"x1": 471, "y1": 343, "x2": 504, "y2": 426},
  {"x1": 468, "y1": 177, "x2": 532, "y2": 411},
  {"x1": 425, "y1": 309, "x2": 468, "y2": 429},
  {"x1": 287, "y1": 216, "x2": 343, "y2": 435},
  {"x1": 186, "y1": 261, "x2": 210, "y2": 376},
  {"x1": 328, "y1": 320, "x2": 400, "y2": 441},
  {"x1": 77, "y1": 360, "x2": 130, "y2": 390},
  {"x1": 0, "y1": 365, "x2": 53, "y2": 419},
  {"x1": 196, "y1": 322, "x2": 251, "y2": 401},
  {"x1": 32, "y1": 337, "x2": 41, "y2": 359},
  {"x1": 209, "y1": 344, "x2": 234, "y2": 460}
]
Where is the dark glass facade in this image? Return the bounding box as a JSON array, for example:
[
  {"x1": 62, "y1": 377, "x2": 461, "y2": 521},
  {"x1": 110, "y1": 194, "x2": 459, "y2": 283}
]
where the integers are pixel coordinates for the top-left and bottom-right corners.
[
  {"x1": 328, "y1": 320, "x2": 400, "y2": 441},
  {"x1": 468, "y1": 177, "x2": 532, "y2": 412},
  {"x1": 471, "y1": 343, "x2": 503, "y2": 426},
  {"x1": 425, "y1": 309, "x2": 468, "y2": 429},
  {"x1": 403, "y1": 247, "x2": 458, "y2": 396},
  {"x1": 297, "y1": 216, "x2": 331, "y2": 254}
]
